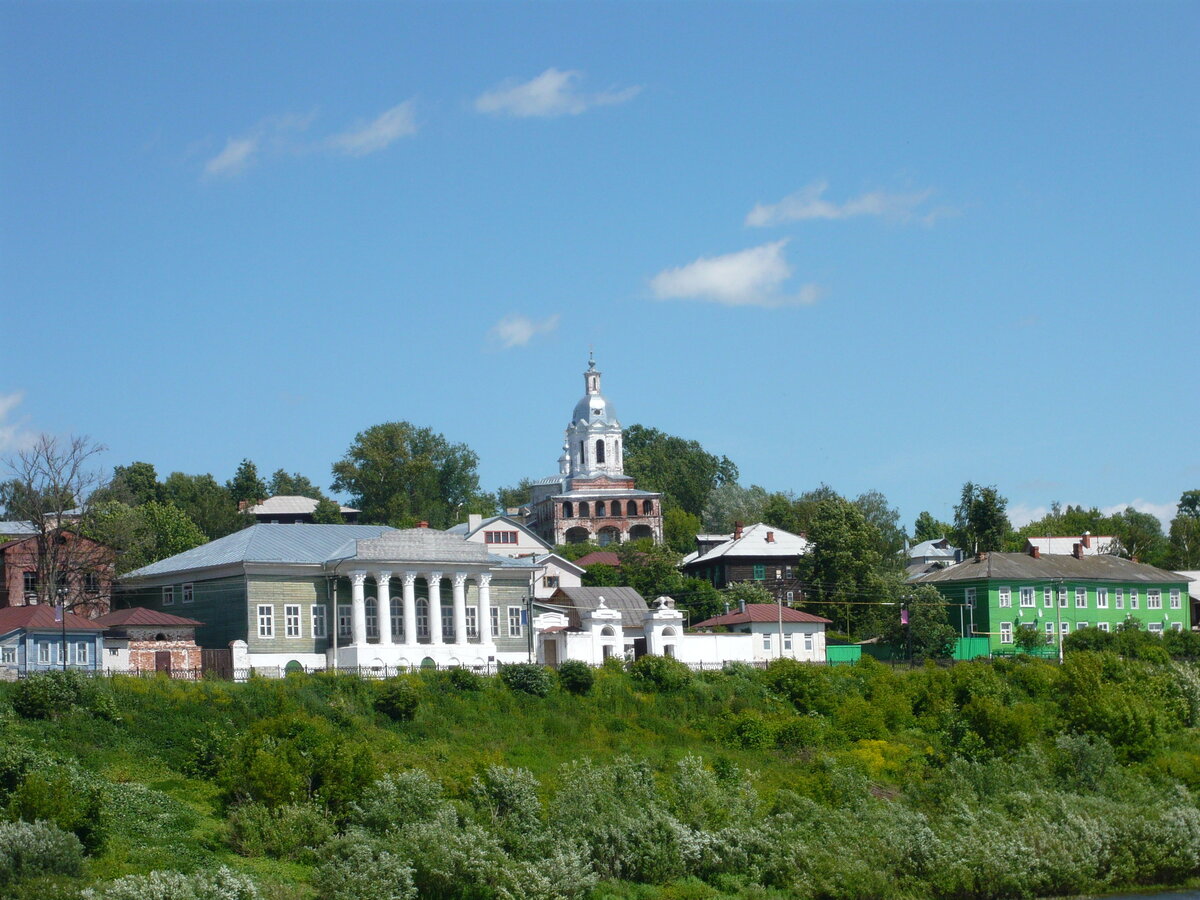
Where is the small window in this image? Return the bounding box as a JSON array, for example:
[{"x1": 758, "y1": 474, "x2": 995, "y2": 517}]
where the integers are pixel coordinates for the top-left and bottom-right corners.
[
  {"x1": 162, "y1": 586, "x2": 174, "y2": 606},
  {"x1": 1019, "y1": 587, "x2": 1035, "y2": 608},
  {"x1": 84, "y1": 572, "x2": 100, "y2": 594},
  {"x1": 1096, "y1": 588, "x2": 1108, "y2": 609},
  {"x1": 642, "y1": 499, "x2": 653, "y2": 515},
  {"x1": 312, "y1": 605, "x2": 327, "y2": 639},
  {"x1": 1044, "y1": 622, "x2": 1054, "y2": 636},
  {"x1": 998, "y1": 587, "x2": 1011, "y2": 608},
  {"x1": 1148, "y1": 622, "x2": 1163, "y2": 634},
  {"x1": 543, "y1": 575, "x2": 559, "y2": 589},
  {"x1": 258, "y1": 605, "x2": 274, "y2": 638},
  {"x1": 466, "y1": 607, "x2": 478, "y2": 638},
  {"x1": 563, "y1": 502, "x2": 574, "y2": 518},
  {"x1": 1170, "y1": 588, "x2": 1182, "y2": 610},
  {"x1": 596, "y1": 501, "x2": 607, "y2": 517},
  {"x1": 1060, "y1": 621, "x2": 1070, "y2": 636},
  {"x1": 1075, "y1": 587, "x2": 1087, "y2": 609},
  {"x1": 182, "y1": 583, "x2": 194, "y2": 604},
  {"x1": 596, "y1": 439, "x2": 606, "y2": 464},
  {"x1": 753, "y1": 565, "x2": 765, "y2": 581},
  {"x1": 508, "y1": 606, "x2": 524, "y2": 638},
  {"x1": 38, "y1": 642, "x2": 51, "y2": 664},
  {"x1": 2, "y1": 647, "x2": 15, "y2": 663},
  {"x1": 75, "y1": 642, "x2": 89, "y2": 665},
  {"x1": 1115, "y1": 588, "x2": 1124, "y2": 609},
  {"x1": 484, "y1": 531, "x2": 519, "y2": 544},
  {"x1": 1172, "y1": 622, "x2": 1183, "y2": 632},
  {"x1": 338, "y1": 604, "x2": 352, "y2": 638},
  {"x1": 365, "y1": 597, "x2": 378, "y2": 640},
  {"x1": 1129, "y1": 589, "x2": 1139, "y2": 609},
  {"x1": 762, "y1": 634, "x2": 771, "y2": 651},
  {"x1": 390, "y1": 605, "x2": 402, "y2": 642},
  {"x1": 442, "y1": 602, "x2": 454, "y2": 640},
  {"x1": 1098, "y1": 621, "x2": 1110, "y2": 632},
  {"x1": 783, "y1": 633, "x2": 793, "y2": 650},
  {"x1": 965, "y1": 587, "x2": 976, "y2": 608},
  {"x1": 627, "y1": 501, "x2": 637, "y2": 516},
  {"x1": 1000, "y1": 622, "x2": 1013, "y2": 644},
  {"x1": 1147, "y1": 589, "x2": 1162, "y2": 610},
  {"x1": 1077, "y1": 621, "x2": 1089, "y2": 630},
  {"x1": 417, "y1": 599, "x2": 430, "y2": 639},
  {"x1": 579, "y1": 501, "x2": 590, "y2": 517},
  {"x1": 785, "y1": 566, "x2": 794, "y2": 580},
  {"x1": 23, "y1": 571, "x2": 37, "y2": 594},
  {"x1": 803, "y1": 633, "x2": 813, "y2": 652},
  {"x1": 785, "y1": 590, "x2": 794, "y2": 603},
  {"x1": 1058, "y1": 588, "x2": 1068, "y2": 608},
  {"x1": 285, "y1": 604, "x2": 301, "y2": 638},
  {"x1": 490, "y1": 606, "x2": 499, "y2": 636},
  {"x1": 1043, "y1": 587, "x2": 1053, "y2": 608}
]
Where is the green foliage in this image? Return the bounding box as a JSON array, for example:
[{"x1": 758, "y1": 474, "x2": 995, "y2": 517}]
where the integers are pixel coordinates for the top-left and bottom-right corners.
[
  {"x1": 0, "y1": 819, "x2": 84, "y2": 886},
  {"x1": 444, "y1": 666, "x2": 484, "y2": 692},
  {"x1": 628, "y1": 654, "x2": 692, "y2": 692},
  {"x1": 622, "y1": 425, "x2": 737, "y2": 518},
  {"x1": 6, "y1": 765, "x2": 108, "y2": 852},
  {"x1": 161, "y1": 471, "x2": 246, "y2": 540},
  {"x1": 912, "y1": 511, "x2": 952, "y2": 544},
  {"x1": 799, "y1": 494, "x2": 886, "y2": 638},
  {"x1": 348, "y1": 771, "x2": 448, "y2": 834},
  {"x1": 225, "y1": 459, "x2": 267, "y2": 505},
  {"x1": 80, "y1": 867, "x2": 260, "y2": 900},
  {"x1": 311, "y1": 497, "x2": 345, "y2": 523},
  {"x1": 499, "y1": 663, "x2": 554, "y2": 697},
  {"x1": 879, "y1": 584, "x2": 959, "y2": 660},
  {"x1": 662, "y1": 506, "x2": 701, "y2": 554},
  {"x1": 557, "y1": 660, "x2": 595, "y2": 695},
  {"x1": 267, "y1": 469, "x2": 324, "y2": 500},
  {"x1": 582, "y1": 563, "x2": 624, "y2": 587},
  {"x1": 312, "y1": 835, "x2": 417, "y2": 900},
  {"x1": 228, "y1": 801, "x2": 334, "y2": 862},
  {"x1": 11, "y1": 670, "x2": 89, "y2": 719},
  {"x1": 952, "y1": 481, "x2": 1011, "y2": 554},
  {"x1": 330, "y1": 421, "x2": 486, "y2": 529},
  {"x1": 89, "y1": 499, "x2": 208, "y2": 574},
  {"x1": 105, "y1": 461, "x2": 162, "y2": 506},
  {"x1": 374, "y1": 677, "x2": 421, "y2": 721},
  {"x1": 720, "y1": 581, "x2": 774, "y2": 608}
]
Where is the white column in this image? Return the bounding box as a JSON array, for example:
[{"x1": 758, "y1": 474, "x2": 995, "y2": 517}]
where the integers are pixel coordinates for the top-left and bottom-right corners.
[
  {"x1": 427, "y1": 572, "x2": 444, "y2": 645},
  {"x1": 349, "y1": 570, "x2": 368, "y2": 647},
  {"x1": 452, "y1": 573, "x2": 468, "y2": 644},
  {"x1": 477, "y1": 573, "x2": 493, "y2": 643},
  {"x1": 402, "y1": 571, "x2": 417, "y2": 646},
  {"x1": 374, "y1": 571, "x2": 393, "y2": 647}
]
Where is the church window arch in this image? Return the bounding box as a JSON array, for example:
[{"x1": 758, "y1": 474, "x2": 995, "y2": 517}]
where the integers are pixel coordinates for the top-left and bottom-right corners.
[
  {"x1": 596, "y1": 439, "x2": 605, "y2": 464},
  {"x1": 642, "y1": 499, "x2": 653, "y2": 515},
  {"x1": 601, "y1": 625, "x2": 616, "y2": 637},
  {"x1": 563, "y1": 501, "x2": 574, "y2": 518},
  {"x1": 626, "y1": 500, "x2": 637, "y2": 516},
  {"x1": 579, "y1": 501, "x2": 590, "y2": 517},
  {"x1": 579, "y1": 442, "x2": 586, "y2": 465},
  {"x1": 597, "y1": 501, "x2": 606, "y2": 517}
]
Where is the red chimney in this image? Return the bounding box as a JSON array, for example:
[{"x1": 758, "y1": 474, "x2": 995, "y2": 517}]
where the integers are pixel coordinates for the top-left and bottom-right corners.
[
  {"x1": 1082, "y1": 532, "x2": 1091, "y2": 548},
  {"x1": 766, "y1": 530, "x2": 775, "y2": 543},
  {"x1": 418, "y1": 521, "x2": 429, "y2": 529},
  {"x1": 1072, "y1": 542, "x2": 1083, "y2": 559},
  {"x1": 733, "y1": 521, "x2": 744, "y2": 540},
  {"x1": 1030, "y1": 545, "x2": 1041, "y2": 559}
]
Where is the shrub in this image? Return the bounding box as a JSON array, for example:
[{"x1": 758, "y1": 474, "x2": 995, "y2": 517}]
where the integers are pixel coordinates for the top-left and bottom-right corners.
[
  {"x1": 374, "y1": 678, "x2": 421, "y2": 721},
  {"x1": 349, "y1": 771, "x2": 450, "y2": 835},
  {"x1": 725, "y1": 713, "x2": 773, "y2": 749},
  {"x1": 80, "y1": 866, "x2": 260, "y2": 900},
  {"x1": 0, "y1": 819, "x2": 84, "y2": 886},
  {"x1": 628, "y1": 654, "x2": 692, "y2": 692},
  {"x1": 6, "y1": 766, "x2": 108, "y2": 852},
  {"x1": 468, "y1": 766, "x2": 545, "y2": 857},
  {"x1": 10, "y1": 670, "x2": 88, "y2": 719},
  {"x1": 499, "y1": 663, "x2": 554, "y2": 697},
  {"x1": 312, "y1": 834, "x2": 416, "y2": 900},
  {"x1": 556, "y1": 660, "x2": 594, "y2": 695},
  {"x1": 228, "y1": 801, "x2": 335, "y2": 862},
  {"x1": 445, "y1": 666, "x2": 483, "y2": 692}
]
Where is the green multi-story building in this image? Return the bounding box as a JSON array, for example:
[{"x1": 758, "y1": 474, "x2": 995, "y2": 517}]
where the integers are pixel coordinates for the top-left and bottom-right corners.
[{"x1": 914, "y1": 549, "x2": 1192, "y2": 652}]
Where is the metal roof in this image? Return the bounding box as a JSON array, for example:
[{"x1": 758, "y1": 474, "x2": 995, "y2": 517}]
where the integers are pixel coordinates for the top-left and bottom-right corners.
[
  {"x1": 694, "y1": 603, "x2": 831, "y2": 627},
  {"x1": 0, "y1": 605, "x2": 103, "y2": 633},
  {"x1": 0, "y1": 521, "x2": 37, "y2": 536},
  {"x1": 551, "y1": 585, "x2": 650, "y2": 628},
  {"x1": 913, "y1": 552, "x2": 1191, "y2": 585},
  {"x1": 685, "y1": 522, "x2": 811, "y2": 566},
  {"x1": 1024, "y1": 536, "x2": 1116, "y2": 556},
  {"x1": 906, "y1": 538, "x2": 960, "y2": 559},
  {"x1": 247, "y1": 495, "x2": 358, "y2": 515},
  {"x1": 93, "y1": 607, "x2": 204, "y2": 628}
]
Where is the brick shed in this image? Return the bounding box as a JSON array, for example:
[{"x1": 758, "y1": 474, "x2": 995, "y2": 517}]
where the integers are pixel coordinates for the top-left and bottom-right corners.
[{"x1": 93, "y1": 607, "x2": 203, "y2": 675}]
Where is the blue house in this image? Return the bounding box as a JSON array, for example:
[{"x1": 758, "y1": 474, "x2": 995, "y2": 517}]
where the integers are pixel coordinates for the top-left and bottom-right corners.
[{"x1": 0, "y1": 605, "x2": 104, "y2": 675}]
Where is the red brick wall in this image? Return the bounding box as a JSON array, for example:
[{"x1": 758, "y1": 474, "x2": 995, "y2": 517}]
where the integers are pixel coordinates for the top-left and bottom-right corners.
[{"x1": 128, "y1": 640, "x2": 201, "y2": 673}]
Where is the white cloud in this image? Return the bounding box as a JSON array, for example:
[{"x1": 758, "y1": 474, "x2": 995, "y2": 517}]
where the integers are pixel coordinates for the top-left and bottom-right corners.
[
  {"x1": 326, "y1": 101, "x2": 418, "y2": 157},
  {"x1": 202, "y1": 112, "x2": 316, "y2": 178},
  {"x1": 746, "y1": 180, "x2": 937, "y2": 227},
  {"x1": 490, "y1": 314, "x2": 561, "y2": 348},
  {"x1": 475, "y1": 68, "x2": 640, "y2": 118},
  {"x1": 0, "y1": 391, "x2": 35, "y2": 453},
  {"x1": 204, "y1": 136, "x2": 260, "y2": 177},
  {"x1": 1007, "y1": 503, "x2": 1050, "y2": 529},
  {"x1": 649, "y1": 240, "x2": 820, "y2": 309},
  {"x1": 1009, "y1": 499, "x2": 1176, "y2": 530}
]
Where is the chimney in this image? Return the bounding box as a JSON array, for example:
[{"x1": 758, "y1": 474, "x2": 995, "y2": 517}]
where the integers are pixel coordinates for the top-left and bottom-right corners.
[
  {"x1": 723, "y1": 601, "x2": 730, "y2": 614},
  {"x1": 418, "y1": 521, "x2": 429, "y2": 529},
  {"x1": 738, "y1": 598, "x2": 746, "y2": 614},
  {"x1": 468, "y1": 513, "x2": 482, "y2": 530},
  {"x1": 766, "y1": 530, "x2": 775, "y2": 543},
  {"x1": 1030, "y1": 545, "x2": 1041, "y2": 559},
  {"x1": 238, "y1": 500, "x2": 249, "y2": 512},
  {"x1": 733, "y1": 521, "x2": 744, "y2": 540},
  {"x1": 1082, "y1": 531, "x2": 1091, "y2": 549},
  {"x1": 975, "y1": 550, "x2": 984, "y2": 562},
  {"x1": 1072, "y1": 542, "x2": 1083, "y2": 559}
]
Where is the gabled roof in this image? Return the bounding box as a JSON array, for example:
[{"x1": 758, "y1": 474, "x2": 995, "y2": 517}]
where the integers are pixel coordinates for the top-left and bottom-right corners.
[
  {"x1": 446, "y1": 515, "x2": 551, "y2": 550},
  {"x1": 1024, "y1": 536, "x2": 1116, "y2": 556},
  {"x1": 0, "y1": 521, "x2": 37, "y2": 537},
  {"x1": 535, "y1": 553, "x2": 585, "y2": 576},
  {"x1": 246, "y1": 495, "x2": 358, "y2": 515},
  {"x1": 93, "y1": 607, "x2": 203, "y2": 628},
  {"x1": 573, "y1": 551, "x2": 621, "y2": 568},
  {"x1": 905, "y1": 537, "x2": 961, "y2": 559},
  {"x1": 914, "y1": 552, "x2": 1190, "y2": 585},
  {"x1": 551, "y1": 585, "x2": 650, "y2": 628},
  {"x1": 0, "y1": 605, "x2": 103, "y2": 633},
  {"x1": 693, "y1": 603, "x2": 831, "y2": 628},
  {"x1": 685, "y1": 522, "x2": 811, "y2": 566}
]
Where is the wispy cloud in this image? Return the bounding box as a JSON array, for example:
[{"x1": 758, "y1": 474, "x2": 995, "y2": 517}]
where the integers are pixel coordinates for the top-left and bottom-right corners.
[
  {"x1": 0, "y1": 391, "x2": 36, "y2": 453},
  {"x1": 475, "y1": 68, "x2": 640, "y2": 118},
  {"x1": 746, "y1": 180, "x2": 943, "y2": 227},
  {"x1": 1009, "y1": 498, "x2": 1176, "y2": 530},
  {"x1": 649, "y1": 240, "x2": 820, "y2": 309},
  {"x1": 202, "y1": 112, "x2": 316, "y2": 178},
  {"x1": 326, "y1": 101, "x2": 418, "y2": 157},
  {"x1": 204, "y1": 136, "x2": 260, "y2": 178},
  {"x1": 490, "y1": 314, "x2": 561, "y2": 348}
]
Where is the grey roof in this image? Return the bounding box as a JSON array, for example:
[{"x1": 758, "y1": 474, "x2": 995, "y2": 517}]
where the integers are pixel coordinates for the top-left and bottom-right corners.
[
  {"x1": 348, "y1": 528, "x2": 491, "y2": 565},
  {"x1": 446, "y1": 515, "x2": 550, "y2": 548},
  {"x1": 122, "y1": 524, "x2": 394, "y2": 578},
  {"x1": 905, "y1": 537, "x2": 960, "y2": 559},
  {"x1": 913, "y1": 552, "x2": 1191, "y2": 585},
  {"x1": 555, "y1": 488, "x2": 659, "y2": 500},
  {"x1": 685, "y1": 522, "x2": 811, "y2": 566},
  {"x1": 552, "y1": 585, "x2": 650, "y2": 628},
  {"x1": 247, "y1": 495, "x2": 358, "y2": 515},
  {"x1": 0, "y1": 521, "x2": 37, "y2": 536}
]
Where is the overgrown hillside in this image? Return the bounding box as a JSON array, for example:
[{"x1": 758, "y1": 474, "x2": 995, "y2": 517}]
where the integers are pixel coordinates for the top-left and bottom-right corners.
[{"x1": 1, "y1": 654, "x2": 1198, "y2": 900}]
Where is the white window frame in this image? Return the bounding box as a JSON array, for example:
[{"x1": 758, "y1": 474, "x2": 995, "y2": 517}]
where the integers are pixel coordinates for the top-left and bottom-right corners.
[
  {"x1": 999, "y1": 622, "x2": 1013, "y2": 644},
  {"x1": 1075, "y1": 587, "x2": 1087, "y2": 609},
  {"x1": 38, "y1": 641, "x2": 50, "y2": 664},
  {"x1": 312, "y1": 605, "x2": 327, "y2": 639},
  {"x1": 490, "y1": 606, "x2": 499, "y2": 638},
  {"x1": 182, "y1": 583, "x2": 194, "y2": 604},
  {"x1": 417, "y1": 599, "x2": 430, "y2": 639},
  {"x1": 762, "y1": 633, "x2": 772, "y2": 651},
  {"x1": 465, "y1": 606, "x2": 478, "y2": 639},
  {"x1": 391, "y1": 604, "x2": 403, "y2": 642},
  {"x1": 783, "y1": 633, "x2": 793, "y2": 651},
  {"x1": 1148, "y1": 622, "x2": 1163, "y2": 634},
  {"x1": 1170, "y1": 589, "x2": 1182, "y2": 610},
  {"x1": 1019, "y1": 587, "x2": 1035, "y2": 608},
  {"x1": 1115, "y1": 588, "x2": 1124, "y2": 609},
  {"x1": 285, "y1": 604, "x2": 301, "y2": 638},
  {"x1": 1147, "y1": 589, "x2": 1162, "y2": 610},
  {"x1": 1129, "y1": 589, "x2": 1139, "y2": 609},
  {"x1": 998, "y1": 586, "x2": 1012, "y2": 608},
  {"x1": 803, "y1": 633, "x2": 813, "y2": 652},
  {"x1": 1171, "y1": 622, "x2": 1183, "y2": 632},
  {"x1": 965, "y1": 587, "x2": 976, "y2": 608},
  {"x1": 1077, "y1": 621, "x2": 1089, "y2": 631},
  {"x1": 1, "y1": 646, "x2": 14, "y2": 664},
  {"x1": 1044, "y1": 621, "x2": 1054, "y2": 636},
  {"x1": 162, "y1": 585, "x2": 174, "y2": 606},
  {"x1": 1043, "y1": 587, "x2": 1053, "y2": 609},
  {"x1": 442, "y1": 602, "x2": 454, "y2": 641},
  {"x1": 1096, "y1": 587, "x2": 1108, "y2": 609},
  {"x1": 1098, "y1": 621, "x2": 1110, "y2": 632},
  {"x1": 1060, "y1": 621, "x2": 1070, "y2": 636},
  {"x1": 365, "y1": 597, "x2": 378, "y2": 640},
  {"x1": 338, "y1": 604, "x2": 352, "y2": 638},
  {"x1": 75, "y1": 642, "x2": 89, "y2": 665},
  {"x1": 507, "y1": 606, "x2": 523, "y2": 638},
  {"x1": 1058, "y1": 588, "x2": 1068, "y2": 608},
  {"x1": 257, "y1": 604, "x2": 274, "y2": 638}
]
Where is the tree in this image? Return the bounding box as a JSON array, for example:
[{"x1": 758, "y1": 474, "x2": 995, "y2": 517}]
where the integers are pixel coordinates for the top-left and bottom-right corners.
[
  {"x1": 721, "y1": 581, "x2": 775, "y2": 609},
  {"x1": 311, "y1": 497, "x2": 345, "y2": 524},
  {"x1": 161, "y1": 472, "x2": 246, "y2": 540},
  {"x1": 879, "y1": 582, "x2": 958, "y2": 661},
  {"x1": 581, "y1": 563, "x2": 624, "y2": 587},
  {"x1": 662, "y1": 507, "x2": 700, "y2": 554},
  {"x1": 330, "y1": 422, "x2": 486, "y2": 529},
  {"x1": 226, "y1": 459, "x2": 267, "y2": 505},
  {"x1": 267, "y1": 469, "x2": 324, "y2": 500},
  {"x1": 105, "y1": 461, "x2": 162, "y2": 506},
  {"x1": 496, "y1": 478, "x2": 535, "y2": 513},
  {"x1": 798, "y1": 495, "x2": 885, "y2": 638},
  {"x1": 702, "y1": 483, "x2": 769, "y2": 533},
  {"x1": 952, "y1": 482, "x2": 1011, "y2": 554},
  {"x1": 912, "y1": 511, "x2": 951, "y2": 544},
  {"x1": 1168, "y1": 490, "x2": 1200, "y2": 569},
  {"x1": 2, "y1": 434, "x2": 114, "y2": 614},
  {"x1": 1109, "y1": 506, "x2": 1167, "y2": 566},
  {"x1": 87, "y1": 500, "x2": 207, "y2": 575},
  {"x1": 623, "y1": 425, "x2": 737, "y2": 518},
  {"x1": 853, "y1": 489, "x2": 906, "y2": 566}
]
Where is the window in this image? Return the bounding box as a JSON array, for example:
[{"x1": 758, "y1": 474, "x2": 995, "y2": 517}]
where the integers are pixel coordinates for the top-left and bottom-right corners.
[
  {"x1": 1058, "y1": 588, "x2": 1068, "y2": 608},
  {"x1": 1172, "y1": 622, "x2": 1183, "y2": 632},
  {"x1": 596, "y1": 501, "x2": 606, "y2": 517},
  {"x1": 1045, "y1": 622, "x2": 1054, "y2": 636},
  {"x1": 579, "y1": 502, "x2": 590, "y2": 517},
  {"x1": 543, "y1": 575, "x2": 559, "y2": 589},
  {"x1": 998, "y1": 587, "x2": 1011, "y2": 608},
  {"x1": 1115, "y1": 588, "x2": 1124, "y2": 609},
  {"x1": 786, "y1": 590, "x2": 794, "y2": 603},
  {"x1": 466, "y1": 607, "x2": 478, "y2": 638},
  {"x1": 490, "y1": 606, "x2": 499, "y2": 637},
  {"x1": 84, "y1": 572, "x2": 100, "y2": 594},
  {"x1": 162, "y1": 586, "x2": 174, "y2": 606},
  {"x1": 38, "y1": 642, "x2": 50, "y2": 664},
  {"x1": 753, "y1": 565, "x2": 765, "y2": 581},
  {"x1": 1147, "y1": 589, "x2": 1162, "y2": 610},
  {"x1": 484, "y1": 531, "x2": 519, "y2": 544},
  {"x1": 785, "y1": 565, "x2": 794, "y2": 579},
  {"x1": 784, "y1": 633, "x2": 793, "y2": 650},
  {"x1": 1043, "y1": 587, "x2": 1053, "y2": 608},
  {"x1": 1060, "y1": 621, "x2": 1070, "y2": 636},
  {"x1": 285, "y1": 604, "x2": 301, "y2": 638},
  {"x1": 312, "y1": 605, "x2": 327, "y2": 639},
  {"x1": 1000, "y1": 622, "x2": 1013, "y2": 644},
  {"x1": 965, "y1": 587, "x2": 976, "y2": 608},
  {"x1": 596, "y1": 439, "x2": 605, "y2": 464},
  {"x1": 1020, "y1": 587, "x2": 1035, "y2": 608},
  {"x1": 1077, "y1": 622, "x2": 1089, "y2": 630},
  {"x1": 417, "y1": 599, "x2": 430, "y2": 639},
  {"x1": 75, "y1": 642, "x2": 89, "y2": 665},
  {"x1": 442, "y1": 602, "x2": 454, "y2": 640},
  {"x1": 1129, "y1": 589, "x2": 1139, "y2": 609},
  {"x1": 257, "y1": 605, "x2": 274, "y2": 638},
  {"x1": 1075, "y1": 587, "x2": 1087, "y2": 609},
  {"x1": 627, "y1": 501, "x2": 637, "y2": 516},
  {"x1": 643, "y1": 500, "x2": 653, "y2": 515},
  {"x1": 365, "y1": 598, "x2": 378, "y2": 640},
  {"x1": 1148, "y1": 622, "x2": 1163, "y2": 634},
  {"x1": 762, "y1": 634, "x2": 772, "y2": 651},
  {"x1": 391, "y1": 604, "x2": 402, "y2": 642},
  {"x1": 562, "y1": 502, "x2": 573, "y2": 518},
  {"x1": 23, "y1": 571, "x2": 37, "y2": 594},
  {"x1": 508, "y1": 606, "x2": 524, "y2": 638},
  {"x1": 337, "y1": 604, "x2": 352, "y2": 638},
  {"x1": 2, "y1": 647, "x2": 15, "y2": 663},
  {"x1": 182, "y1": 583, "x2": 194, "y2": 604},
  {"x1": 1097, "y1": 588, "x2": 1108, "y2": 609},
  {"x1": 1098, "y1": 621, "x2": 1110, "y2": 632},
  {"x1": 803, "y1": 633, "x2": 813, "y2": 652},
  {"x1": 1170, "y1": 589, "x2": 1182, "y2": 610}
]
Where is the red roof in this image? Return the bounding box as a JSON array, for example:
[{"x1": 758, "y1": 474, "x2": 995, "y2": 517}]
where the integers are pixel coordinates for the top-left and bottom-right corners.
[
  {"x1": 0, "y1": 605, "x2": 104, "y2": 632},
  {"x1": 93, "y1": 607, "x2": 203, "y2": 628},
  {"x1": 574, "y1": 551, "x2": 621, "y2": 568},
  {"x1": 693, "y1": 603, "x2": 831, "y2": 628}
]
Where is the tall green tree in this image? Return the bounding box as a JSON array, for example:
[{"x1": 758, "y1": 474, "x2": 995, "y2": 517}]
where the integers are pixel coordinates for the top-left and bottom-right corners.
[
  {"x1": 623, "y1": 425, "x2": 737, "y2": 518},
  {"x1": 702, "y1": 483, "x2": 769, "y2": 533},
  {"x1": 496, "y1": 478, "x2": 535, "y2": 513},
  {"x1": 1168, "y1": 489, "x2": 1200, "y2": 569},
  {"x1": 330, "y1": 422, "x2": 485, "y2": 529},
  {"x1": 311, "y1": 497, "x2": 345, "y2": 524},
  {"x1": 106, "y1": 461, "x2": 162, "y2": 506},
  {"x1": 878, "y1": 580, "x2": 958, "y2": 661},
  {"x1": 799, "y1": 495, "x2": 885, "y2": 638},
  {"x1": 267, "y1": 469, "x2": 324, "y2": 500},
  {"x1": 853, "y1": 489, "x2": 906, "y2": 566},
  {"x1": 912, "y1": 511, "x2": 952, "y2": 544},
  {"x1": 226, "y1": 459, "x2": 267, "y2": 505},
  {"x1": 952, "y1": 482, "x2": 1011, "y2": 554},
  {"x1": 88, "y1": 500, "x2": 207, "y2": 575},
  {"x1": 662, "y1": 507, "x2": 701, "y2": 554},
  {"x1": 1109, "y1": 506, "x2": 1166, "y2": 566},
  {"x1": 161, "y1": 472, "x2": 246, "y2": 540}
]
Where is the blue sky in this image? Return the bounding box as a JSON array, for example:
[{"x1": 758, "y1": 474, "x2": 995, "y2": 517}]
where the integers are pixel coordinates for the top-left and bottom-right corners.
[{"x1": 2, "y1": 2, "x2": 1197, "y2": 530}]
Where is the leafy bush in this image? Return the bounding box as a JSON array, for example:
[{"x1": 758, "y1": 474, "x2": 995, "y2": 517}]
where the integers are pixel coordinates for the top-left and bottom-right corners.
[
  {"x1": 468, "y1": 766, "x2": 546, "y2": 857},
  {"x1": 228, "y1": 801, "x2": 335, "y2": 862},
  {"x1": 556, "y1": 660, "x2": 594, "y2": 695},
  {"x1": 0, "y1": 819, "x2": 84, "y2": 886},
  {"x1": 725, "y1": 713, "x2": 773, "y2": 749},
  {"x1": 11, "y1": 670, "x2": 88, "y2": 719},
  {"x1": 6, "y1": 766, "x2": 108, "y2": 852},
  {"x1": 312, "y1": 834, "x2": 416, "y2": 900},
  {"x1": 80, "y1": 866, "x2": 260, "y2": 900},
  {"x1": 349, "y1": 771, "x2": 449, "y2": 835},
  {"x1": 445, "y1": 666, "x2": 483, "y2": 692},
  {"x1": 374, "y1": 678, "x2": 420, "y2": 721},
  {"x1": 499, "y1": 663, "x2": 554, "y2": 697},
  {"x1": 628, "y1": 654, "x2": 692, "y2": 692}
]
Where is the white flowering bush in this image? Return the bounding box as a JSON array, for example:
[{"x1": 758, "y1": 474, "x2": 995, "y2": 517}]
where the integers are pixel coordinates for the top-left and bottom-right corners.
[
  {"x1": 80, "y1": 866, "x2": 260, "y2": 900},
  {"x1": 312, "y1": 834, "x2": 416, "y2": 900},
  {"x1": 0, "y1": 818, "x2": 84, "y2": 885},
  {"x1": 348, "y1": 770, "x2": 449, "y2": 834}
]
